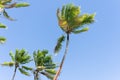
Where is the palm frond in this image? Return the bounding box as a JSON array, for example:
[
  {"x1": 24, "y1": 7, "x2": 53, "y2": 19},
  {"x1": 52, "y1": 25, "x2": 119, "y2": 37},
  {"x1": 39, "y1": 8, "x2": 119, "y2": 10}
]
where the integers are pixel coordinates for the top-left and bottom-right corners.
[
  {"x1": 65, "y1": 4, "x2": 80, "y2": 21},
  {"x1": 35, "y1": 50, "x2": 45, "y2": 66},
  {"x1": 19, "y1": 68, "x2": 30, "y2": 76},
  {"x1": 14, "y1": 49, "x2": 31, "y2": 64},
  {"x1": 72, "y1": 27, "x2": 89, "y2": 34},
  {"x1": 9, "y1": 51, "x2": 15, "y2": 61},
  {"x1": 68, "y1": 13, "x2": 95, "y2": 31},
  {"x1": 20, "y1": 54, "x2": 32, "y2": 64},
  {"x1": 22, "y1": 66, "x2": 33, "y2": 71},
  {"x1": 0, "y1": 36, "x2": 6, "y2": 43},
  {"x1": 1, "y1": 62, "x2": 15, "y2": 67},
  {"x1": 45, "y1": 69, "x2": 56, "y2": 75},
  {"x1": 54, "y1": 35, "x2": 65, "y2": 53},
  {"x1": 15, "y1": 49, "x2": 20, "y2": 63},
  {"x1": 61, "y1": 5, "x2": 65, "y2": 18},
  {"x1": 44, "y1": 56, "x2": 56, "y2": 69},
  {"x1": 79, "y1": 13, "x2": 95, "y2": 26},
  {"x1": 0, "y1": 23, "x2": 7, "y2": 28},
  {"x1": 41, "y1": 50, "x2": 48, "y2": 56},
  {"x1": 3, "y1": 10, "x2": 15, "y2": 21},
  {"x1": 14, "y1": 2, "x2": 30, "y2": 8},
  {"x1": 57, "y1": 8, "x2": 68, "y2": 32},
  {"x1": 33, "y1": 50, "x2": 44, "y2": 67},
  {"x1": 44, "y1": 55, "x2": 52, "y2": 63}
]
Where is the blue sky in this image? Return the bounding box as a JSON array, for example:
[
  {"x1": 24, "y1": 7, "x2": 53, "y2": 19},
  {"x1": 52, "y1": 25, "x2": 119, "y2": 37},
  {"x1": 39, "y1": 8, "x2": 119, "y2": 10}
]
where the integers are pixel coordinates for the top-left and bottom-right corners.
[{"x1": 0, "y1": 0, "x2": 120, "y2": 80}]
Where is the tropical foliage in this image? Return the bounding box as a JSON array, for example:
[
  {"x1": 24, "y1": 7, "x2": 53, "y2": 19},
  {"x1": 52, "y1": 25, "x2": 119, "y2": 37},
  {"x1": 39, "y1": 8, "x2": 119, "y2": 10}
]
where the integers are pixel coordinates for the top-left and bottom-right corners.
[
  {"x1": 1, "y1": 49, "x2": 32, "y2": 80},
  {"x1": 33, "y1": 50, "x2": 56, "y2": 80},
  {"x1": 56, "y1": 4, "x2": 95, "y2": 34},
  {"x1": 53, "y1": 3, "x2": 95, "y2": 80}
]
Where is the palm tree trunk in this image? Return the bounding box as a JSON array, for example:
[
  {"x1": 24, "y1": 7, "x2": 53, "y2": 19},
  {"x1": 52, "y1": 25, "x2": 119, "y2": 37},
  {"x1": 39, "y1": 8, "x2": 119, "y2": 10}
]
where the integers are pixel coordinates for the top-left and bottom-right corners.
[
  {"x1": 12, "y1": 66, "x2": 17, "y2": 80},
  {"x1": 53, "y1": 33, "x2": 70, "y2": 80},
  {"x1": 34, "y1": 70, "x2": 39, "y2": 80}
]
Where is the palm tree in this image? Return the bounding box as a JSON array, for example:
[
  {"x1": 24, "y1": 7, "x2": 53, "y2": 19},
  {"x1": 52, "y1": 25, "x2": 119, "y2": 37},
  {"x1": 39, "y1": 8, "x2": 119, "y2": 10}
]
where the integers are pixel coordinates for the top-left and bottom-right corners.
[
  {"x1": 1, "y1": 49, "x2": 32, "y2": 80},
  {"x1": 54, "y1": 3, "x2": 95, "y2": 80},
  {"x1": 33, "y1": 50, "x2": 56, "y2": 80}
]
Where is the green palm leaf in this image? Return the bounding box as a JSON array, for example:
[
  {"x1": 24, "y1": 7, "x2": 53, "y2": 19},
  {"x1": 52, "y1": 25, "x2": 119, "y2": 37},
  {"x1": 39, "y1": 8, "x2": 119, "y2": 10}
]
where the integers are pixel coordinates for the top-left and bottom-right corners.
[
  {"x1": 22, "y1": 66, "x2": 33, "y2": 71},
  {"x1": 15, "y1": 49, "x2": 21, "y2": 63},
  {"x1": 72, "y1": 27, "x2": 89, "y2": 34},
  {"x1": 0, "y1": 23, "x2": 7, "y2": 28},
  {"x1": 54, "y1": 35, "x2": 65, "y2": 53},
  {"x1": 41, "y1": 50, "x2": 48, "y2": 56},
  {"x1": 20, "y1": 54, "x2": 31, "y2": 64},
  {"x1": 14, "y1": 49, "x2": 32, "y2": 64},
  {"x1": 1, "y1": 62, "x2": 15, "y2": 67},
  {"x1": 3, "y1": 10, "x2": 15, "y2": 21},
  {"x1": 45, "y1": 69, "x2": 56, "y2": 75},
  {"x1": 80, "y1": 14, "x2": 95, "y2": 26},
  {"x1": 9, "y1": 51, "x2": 15, "y2": 61},
  {"x1": 19, "y1": 68, "x2": 30, "y2": 76},
  {"x1": 0, "y1": 36, "x2": 6, "y2": 43},
  {"x1": 15, "y1": 2, "x2": 30, "y2": 8}
]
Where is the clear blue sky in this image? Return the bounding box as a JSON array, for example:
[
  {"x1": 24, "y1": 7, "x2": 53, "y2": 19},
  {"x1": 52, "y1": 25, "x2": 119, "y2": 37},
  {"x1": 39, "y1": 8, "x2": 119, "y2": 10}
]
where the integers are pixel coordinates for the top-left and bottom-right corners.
[{"x1": 0, "y1": 0, "x2": 120, "y2": 80}]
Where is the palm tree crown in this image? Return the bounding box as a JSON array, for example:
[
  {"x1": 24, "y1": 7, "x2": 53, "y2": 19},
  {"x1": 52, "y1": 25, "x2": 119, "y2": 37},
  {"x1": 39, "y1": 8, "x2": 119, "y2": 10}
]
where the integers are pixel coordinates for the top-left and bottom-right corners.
[
  {"x1": 57, "y1": 3, "x2": 95, "y2": 34},
  {"x1": 2, "y1": 49, "x2": 32, "y2": 80},
  {"x1": 33, "y1": 50, "x2": 56, "y2": 80}
]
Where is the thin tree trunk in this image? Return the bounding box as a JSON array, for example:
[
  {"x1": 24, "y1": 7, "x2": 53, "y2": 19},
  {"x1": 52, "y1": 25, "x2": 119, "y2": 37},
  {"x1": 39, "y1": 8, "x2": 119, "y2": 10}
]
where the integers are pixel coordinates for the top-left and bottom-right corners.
[
  {"x1": 34, "y1": 71, "x2": 36, "y2": 80},
  {"x1": 12, "y1": 66, "x2": 17, "y2": 80},
  {"x1": 34, "y1": 70, "x2": 39, "y2": 80},
  {"x1": 53, "y1": 33, "x2": 70, "y2": 80}
]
